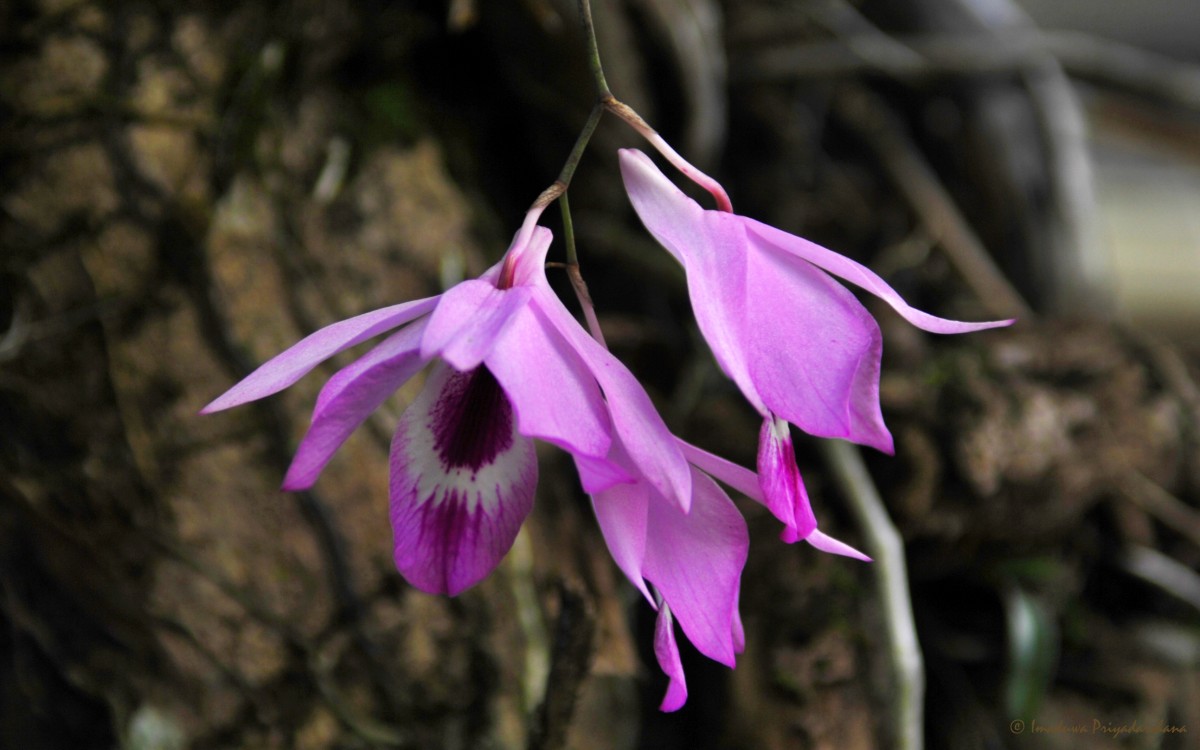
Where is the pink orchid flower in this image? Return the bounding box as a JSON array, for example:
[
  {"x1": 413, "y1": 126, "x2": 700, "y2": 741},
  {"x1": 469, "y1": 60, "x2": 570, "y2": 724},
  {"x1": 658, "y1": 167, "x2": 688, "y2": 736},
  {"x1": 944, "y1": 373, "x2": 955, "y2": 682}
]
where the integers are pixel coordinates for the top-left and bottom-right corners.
[
  {"x1": 577, "y1": 437, "x2": 747, "y2": 712},
  {"x1": 619, "y1": 148, "x2": 1014, "y2": 544},
  {"x1": 203, "y1": 219, "x2": 693, "y2": 596},
  {"x1": 506, "y1": 261, "x2": 869, "y2": 710},
  {"x1": 578, "y1": 432, "x2": 869, "y2": 711}
]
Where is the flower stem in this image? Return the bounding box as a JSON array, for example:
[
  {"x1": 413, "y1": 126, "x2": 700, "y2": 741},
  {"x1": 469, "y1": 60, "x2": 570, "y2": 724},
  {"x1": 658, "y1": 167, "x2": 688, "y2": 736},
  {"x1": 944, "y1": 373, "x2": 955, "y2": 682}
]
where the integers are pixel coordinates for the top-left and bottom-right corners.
[
  {"x1": 527, "y1": 0, "x2": 607, "y2": 218},
  {"x1": 526, "y1": 102, "x2": 605, "y2": 219},
  {"x1": 520, "y1": 0, "x2": 727, "y2": 323},
  {"x1": 520, "y1": 2, "x2": 613, "y2": 344},
  {"x1": 578, "y1": 0, "x2": 612, "y2": 99},
  {"x1": 603, "y1": 99, "x2": 733, "y2": 212},
  {"x1": 519, "y1": 99, "x2": 606, "y2": 345},
  {"x1": 528, "y1": 0, "x2": 728, "y2": 224},
  {"x1": 559, "y1": 193, "x2": 607, "y2": 345},
  {"x1": 577, "y1": 0, "x2": 731, "y2": 211},
  {"x1": 560, "y1": 192, "x2": 579, "y2": 266}
]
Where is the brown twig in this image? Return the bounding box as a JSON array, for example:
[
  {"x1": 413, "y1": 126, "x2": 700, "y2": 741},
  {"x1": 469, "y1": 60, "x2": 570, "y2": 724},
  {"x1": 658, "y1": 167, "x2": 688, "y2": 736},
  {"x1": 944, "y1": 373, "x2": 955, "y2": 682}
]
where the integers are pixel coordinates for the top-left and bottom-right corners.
[
  {"x1": 1122, "y1": 471, "x2": 1200, "y2": 550},
  {"x1": 527, "y1": 581, "x2": 596, "y2": 750}
]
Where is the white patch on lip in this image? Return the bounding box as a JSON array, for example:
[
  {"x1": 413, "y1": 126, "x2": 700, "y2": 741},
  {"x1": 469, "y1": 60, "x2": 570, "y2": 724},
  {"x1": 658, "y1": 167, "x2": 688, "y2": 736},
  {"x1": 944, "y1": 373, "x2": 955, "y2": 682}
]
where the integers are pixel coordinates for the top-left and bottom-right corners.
[{"x1": 393, "y1": 362, "x2": 534, "y2": 516}]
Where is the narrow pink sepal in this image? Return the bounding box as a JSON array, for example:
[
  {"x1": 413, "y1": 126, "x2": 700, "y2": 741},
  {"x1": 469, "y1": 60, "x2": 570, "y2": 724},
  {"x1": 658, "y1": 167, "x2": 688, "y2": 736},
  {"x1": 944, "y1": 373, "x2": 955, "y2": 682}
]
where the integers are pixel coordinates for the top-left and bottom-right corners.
[
  {"x1": 679, "y1": 436, "x2": 870, "y2": 561},
  {"x1": 389, "y1": 364, "x2": 537, "y2": 596},
  {"x1": 201, "y1": 296, "x2": 439, "y2": 413},
  {"x1": 654, "y1": 603, "x2": 688, "y2": 713},
  {"x1": 283, "y1": 321, "x2": 429, "y2": 490},
  {"x1": 806, "y1": 529, "x2": 872, "y2": 562},
  {"x1": 744, "y1": 220, "x2": 1016, "y2": 333},
  {"x1": 419, "y1": 280, "x2": 532, "y2": 372},
  {"x1": 676, "y1": 439, "x2": 761, "y2": 501}
]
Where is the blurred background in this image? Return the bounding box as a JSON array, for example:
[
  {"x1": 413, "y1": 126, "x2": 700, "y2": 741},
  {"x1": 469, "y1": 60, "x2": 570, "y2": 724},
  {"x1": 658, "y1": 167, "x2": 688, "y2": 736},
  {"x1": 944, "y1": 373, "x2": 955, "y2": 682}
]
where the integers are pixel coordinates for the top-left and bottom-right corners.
[{"x1": 2, "y1": 0, "x2": 1199, "y2": 748}]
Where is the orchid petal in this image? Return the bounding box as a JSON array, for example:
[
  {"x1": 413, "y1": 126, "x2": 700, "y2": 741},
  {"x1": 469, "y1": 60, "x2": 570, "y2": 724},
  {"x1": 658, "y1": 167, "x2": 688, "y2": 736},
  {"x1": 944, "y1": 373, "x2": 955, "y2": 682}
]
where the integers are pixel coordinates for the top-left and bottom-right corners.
[
  {"x1": 589, "y1": 473, "x2": 653, "y2": 605},
  {"x1": 573, "y1": 452, "x2": 635, "y2": 494},
  {"x1": 680, "y1": 437, "x2": 867, "y2": 561},
  {"x1": 486, "y1": 302, "x2": 611, "y2": 458},
  {"x1": 533, "y1": 284, "x2": 692, "y2": 510},
  {"x1": 506, "y1": 224, "x2": 555, "y2": 288},
  {"x1": 619, "y1": 149, "x2": 763, "y2": 411},
  {"x1": 389, "y1": 363, "x2": 537, "y2": 595},
  {"x1": 676, "y1": 440, "x2": 760, "y2": 500},
  {"x1": 617, "y1": 149, "x2": 703, "y2": 268},
  {"x1": 420, "y1": 280, "x2": 532, "y2": 372},
  {"x1": 806, "y1": 529, "x2": 871, "y2": 562},
  {"x1": 202, "y1": 296, "x2": 440, "y2": 413},
  {"x1": 643, "y1": 466, "x2": 748, "y2": 667},
  {"x1": 732, "y1": 585, "x2": 746, "y2": 654},
  {"x1": 654, "y1": 603, "x2": 688, "y2": 713},
  {"x1": 621, "y1": 147, "x2": 1010, "y2": 455},
  {"x1": 746, "y1": 238, "x2": 893, "y2": 453},
  {"x1": 284, "y1": 320, "x2": 430, "y2": 490},
  {"x1": 745, "y1": 219, "x2": 1016, "y2": 333},
  {"x1": 757, "y1": 416, "x2": 816, "y2": 543}
]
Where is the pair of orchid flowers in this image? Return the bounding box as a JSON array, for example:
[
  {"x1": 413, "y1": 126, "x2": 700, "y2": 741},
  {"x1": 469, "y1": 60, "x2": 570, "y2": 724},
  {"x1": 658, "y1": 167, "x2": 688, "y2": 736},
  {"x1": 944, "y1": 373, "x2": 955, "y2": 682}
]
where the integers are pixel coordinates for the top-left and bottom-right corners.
[{"x1": 203, "y1": 145, "x2": 1011, "y2": 710}]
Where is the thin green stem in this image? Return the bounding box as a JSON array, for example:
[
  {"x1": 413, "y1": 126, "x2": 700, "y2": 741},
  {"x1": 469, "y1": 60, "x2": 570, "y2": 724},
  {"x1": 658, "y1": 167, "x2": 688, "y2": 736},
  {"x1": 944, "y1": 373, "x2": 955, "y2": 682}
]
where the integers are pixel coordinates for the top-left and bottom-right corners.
[
  {"x1": 578, "y1": 0, "x2": 612, "y2": 98},
  {"x1": 516, "y1": 0, "x2": 613, "y2": 342},
  {"x1": 574, "y1": 0, "x2": 731, "y2": 210},
  {"x1": 528, "y1": 103, "x2": 604, "y2": 213},
  {"x1": 560, "y1": 193, "x2": 579, "y2": 266},
  {"x1": 559, "y1": 192, "x2": 606, "y2": 344},
  {"x1": 557, "y1": 103, "x2": 604, "y2": 193}
]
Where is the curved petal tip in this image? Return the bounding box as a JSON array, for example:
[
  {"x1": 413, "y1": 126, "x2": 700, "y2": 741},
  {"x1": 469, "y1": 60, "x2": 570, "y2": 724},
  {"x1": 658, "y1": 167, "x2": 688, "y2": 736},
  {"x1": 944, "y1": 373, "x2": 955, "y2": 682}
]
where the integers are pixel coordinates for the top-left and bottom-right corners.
[
  {"x1": 654, "y1": 604, "x2": 689, "y2": 712},
  {"x1": 805, "y1": 529, "x2": 871, "y2": 562}
]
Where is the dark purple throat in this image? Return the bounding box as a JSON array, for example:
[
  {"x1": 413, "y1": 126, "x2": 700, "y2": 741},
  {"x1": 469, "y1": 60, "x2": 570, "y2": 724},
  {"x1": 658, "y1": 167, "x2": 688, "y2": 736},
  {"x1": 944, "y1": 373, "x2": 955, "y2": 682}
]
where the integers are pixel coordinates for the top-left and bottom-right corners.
[{"x1": 430, "y1": 366, "x2": 514, "y2": 471}]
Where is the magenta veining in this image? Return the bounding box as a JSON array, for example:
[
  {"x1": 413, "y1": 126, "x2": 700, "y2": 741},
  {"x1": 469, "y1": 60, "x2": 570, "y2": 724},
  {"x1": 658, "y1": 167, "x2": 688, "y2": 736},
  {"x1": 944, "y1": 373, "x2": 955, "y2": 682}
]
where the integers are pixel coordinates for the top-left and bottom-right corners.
[{"x1": 429, "y1": 367, "x2": 514, "y2": 471}]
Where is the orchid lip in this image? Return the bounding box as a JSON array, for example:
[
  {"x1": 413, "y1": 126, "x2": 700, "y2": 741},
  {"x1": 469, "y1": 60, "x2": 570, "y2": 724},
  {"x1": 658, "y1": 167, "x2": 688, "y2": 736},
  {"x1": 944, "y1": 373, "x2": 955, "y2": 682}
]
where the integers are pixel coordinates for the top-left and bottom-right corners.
[
  {"x1": 430, "y1": 366, "x2": 514, "y2": 475},
  {"x1": 390, "y1": 363, "x2": 537, "y2": 595}
]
